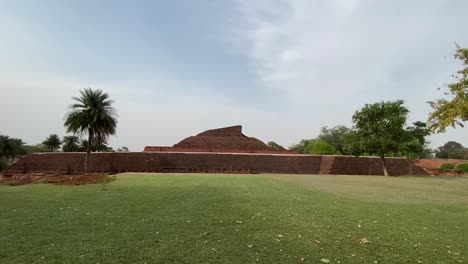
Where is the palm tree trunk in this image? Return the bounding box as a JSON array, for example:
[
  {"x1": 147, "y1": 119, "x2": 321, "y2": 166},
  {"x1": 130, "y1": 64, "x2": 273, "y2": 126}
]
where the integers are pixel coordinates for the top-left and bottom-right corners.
[
  {"x1": 380, "y1": 153, "x2": 389, "y2": 176},
  {"x1": 84, "y1": 134, "x2": 91, "y2": 173}
]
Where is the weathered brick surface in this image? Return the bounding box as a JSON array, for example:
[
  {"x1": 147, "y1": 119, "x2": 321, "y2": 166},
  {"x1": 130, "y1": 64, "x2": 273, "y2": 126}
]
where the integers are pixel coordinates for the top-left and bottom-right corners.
[
  {"x1": 169, "y1": 125, "x2": 276, "y2": 152},
  {"x1": 5, "y1": 153, "x2": 427, "y2": 176},
  {"x1": 143, "y1": 146, "x2": 299, "y2": 154},
  {"x1": 328, "y1": 156, "x2": 428, "y2": 176},
  {"x1": 145, "y1": 125, "x2": 298, "y2": 154}
]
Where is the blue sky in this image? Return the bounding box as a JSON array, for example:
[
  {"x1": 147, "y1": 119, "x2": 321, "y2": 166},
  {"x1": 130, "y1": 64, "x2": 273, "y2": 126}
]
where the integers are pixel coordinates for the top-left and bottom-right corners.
[{"x1": 1, "y1": 0, "x2": 467, "y2": 151}]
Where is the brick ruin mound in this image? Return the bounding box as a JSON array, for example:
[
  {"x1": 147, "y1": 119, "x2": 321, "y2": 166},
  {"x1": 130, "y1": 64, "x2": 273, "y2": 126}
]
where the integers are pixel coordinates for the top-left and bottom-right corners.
[
  {"x1": 0, "y1": 173, "x2": 107, "y2": 186},
  {"x1": 173, "y1": 125, "x2": 274, "y2": 152}
]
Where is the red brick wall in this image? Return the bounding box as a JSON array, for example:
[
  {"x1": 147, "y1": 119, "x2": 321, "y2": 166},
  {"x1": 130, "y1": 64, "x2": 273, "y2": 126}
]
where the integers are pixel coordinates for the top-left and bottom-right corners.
[
  {"x1": 327, "y1": 156, "x2": 428, "y2": 176},
  {"x1": 5, "y1": 153, "x2": 427, "y2": 176}
]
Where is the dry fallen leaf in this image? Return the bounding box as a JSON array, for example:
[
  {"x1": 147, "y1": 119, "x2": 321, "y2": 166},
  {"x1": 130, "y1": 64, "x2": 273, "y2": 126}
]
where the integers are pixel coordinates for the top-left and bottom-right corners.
[
  {"x1": 360, "y1": 238, "x2": 371, "y2": 244},
  {"x1": 314, "y1": 240, "x2": 320, "y2": 244}
]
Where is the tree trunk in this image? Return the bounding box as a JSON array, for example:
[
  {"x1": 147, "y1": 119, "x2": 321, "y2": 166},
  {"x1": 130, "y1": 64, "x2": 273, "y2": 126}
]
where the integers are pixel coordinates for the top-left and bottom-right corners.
[
  {"x1": 380, "y1": 154, "x2": 389, "y2": 176},
  {"x1": 84, "y1": 134, "x2": 91, "y2": 174}
]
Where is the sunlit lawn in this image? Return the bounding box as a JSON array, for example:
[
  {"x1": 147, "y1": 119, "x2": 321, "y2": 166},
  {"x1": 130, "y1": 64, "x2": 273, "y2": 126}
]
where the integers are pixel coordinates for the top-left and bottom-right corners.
[{"x1": 0, "y1": 173, "x2": 467, "y2": 263}]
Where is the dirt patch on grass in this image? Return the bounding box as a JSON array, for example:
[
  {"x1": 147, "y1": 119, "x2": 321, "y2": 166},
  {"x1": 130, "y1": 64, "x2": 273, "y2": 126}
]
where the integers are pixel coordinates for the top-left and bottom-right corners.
[{"x1": 0, "y1": 173, "x2": 107, "y2": 186}]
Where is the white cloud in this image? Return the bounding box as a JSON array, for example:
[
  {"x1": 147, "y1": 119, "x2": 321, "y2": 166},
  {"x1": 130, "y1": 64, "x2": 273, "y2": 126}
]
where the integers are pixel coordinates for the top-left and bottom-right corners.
[
  {"x1": 1, "y1": 1, "x2": 467, "y2": 151},
  {"x1": 0, "y1": 70, "x2": 294, "y2": 151},
  {"x1": 233, "y1": 0, "x2": 468, "y2": 147}
]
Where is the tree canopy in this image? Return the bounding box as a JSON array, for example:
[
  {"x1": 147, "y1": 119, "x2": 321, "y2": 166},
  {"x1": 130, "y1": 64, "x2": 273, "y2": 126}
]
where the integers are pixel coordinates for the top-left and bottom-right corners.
[
  {"x1": 62, "y1": 135, "x2": 80, "y2": 152},
  {"x1": 304, "y1": 139, "x2": 338, "y2": 155},
  {"x1": 434, "y1": 141, "x2": 468, "y2": 159},
  {"x1": 317, "y1": 126, "x2": 351, "y2": 154},
  {"x1": 42, "y1": 134, "x2": 62, "y2": 152},
  {"x1": 350, "y1": 100, "x2": 415, "y2": 176},
  {"x1": 64, "y1": 88, "x2": 117, "y2": 172},
  {"x1": 0, "y1": 134, "x2": 27, "y2": 164},
  {"x1": 428, "y1": 46, "x2": 468, "y2": 133},
  {"x1": 267, "y1": 141, "x2": 286, "y2": 151},
  {"x1": 289, "y1": 139, "x2": 312, "y2": 154}
]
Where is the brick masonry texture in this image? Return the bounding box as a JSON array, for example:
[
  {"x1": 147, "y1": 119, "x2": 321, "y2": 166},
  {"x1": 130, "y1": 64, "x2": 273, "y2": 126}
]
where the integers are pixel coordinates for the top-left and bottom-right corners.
[
  {"x1": 144, "y1": 125, "x2": 298, "y2": 154},
  {"x1": 5, "y1": 126, "x2": 428, "y2": 176},
  {"x1": 5, "y1": 153, "x2": 427, "y2": 176}
]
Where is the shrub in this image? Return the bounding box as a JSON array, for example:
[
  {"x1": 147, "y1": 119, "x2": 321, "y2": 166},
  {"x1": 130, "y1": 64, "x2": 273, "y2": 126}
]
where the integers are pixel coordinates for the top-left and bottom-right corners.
[
  {"x1": 0, "y1": 159, "x2": 7, "y2": 172},
  {"x1": 440, "y1": 163, "x2": 456, "y2": 169},
  {"x1": 456, "y1": 162, "x2": 468, "y2": 173},
  {"x1": 101, "y1": 174, "x2": 117, "y2": 191}
]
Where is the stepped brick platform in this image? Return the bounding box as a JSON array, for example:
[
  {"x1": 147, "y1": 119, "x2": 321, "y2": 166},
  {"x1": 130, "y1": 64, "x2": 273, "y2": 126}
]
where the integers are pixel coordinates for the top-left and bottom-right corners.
[
  {"x1": 144, "y1": 125, "x2": 299, "y2": 154},
  {"x1": 4, "y1": 125, "x2": 428, "y2": 176},
  {"x1": 5, "y1": 153, "x2": 427, "y2": 176}
]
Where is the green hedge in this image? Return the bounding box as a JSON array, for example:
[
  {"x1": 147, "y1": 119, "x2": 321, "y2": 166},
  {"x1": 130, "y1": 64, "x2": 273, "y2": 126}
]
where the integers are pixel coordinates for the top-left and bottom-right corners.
[
  {"x1": 0, "y1": 159, "x2": 7, "y2": 172},
  {"x1": 456, "y1": 162, "x2": 468, "y2": 173},
  {"x1": 440, "y1": 163, "x2": 456, "y2": 170}
]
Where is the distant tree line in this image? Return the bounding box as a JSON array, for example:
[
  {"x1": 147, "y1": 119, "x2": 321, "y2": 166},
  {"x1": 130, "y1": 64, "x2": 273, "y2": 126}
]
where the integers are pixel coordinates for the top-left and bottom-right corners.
[
  {"x1": 0, "y1": 131, "x2": 129, "y2": 171},
  {"x1": 434, "y1": 141, "x2": 468, "y2": 159},
  {"x1": 286, "y1": 100, "x2": 463, "y2": 176}
]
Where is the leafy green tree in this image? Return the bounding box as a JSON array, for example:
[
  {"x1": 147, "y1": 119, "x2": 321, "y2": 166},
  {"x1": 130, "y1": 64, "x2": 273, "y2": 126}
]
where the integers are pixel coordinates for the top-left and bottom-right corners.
[
  {"x1": 0, "y1": 135, "x2": 27, "y2": 164},
  {"x1": 305, "y1": 139, "x2": 338, "y2": 155},
  {"x1": 267, "y1": 141, "x2": 286, "y2": 151},
  {"x1": 0, "y1": 159, "x2": 7, "y2": 171},
  {"x1": 289, "y1": 139, "x2": 312, "y2": 154},
  {"x1": 65, "y1": 88, "x2": 117, "y2": 172},
  {"x1": 79, "y1": 140, "x2": 113, "y2": 152},
  {"x1": 23, "y1": 144, "x2": 48, "y2": 154},
  {"x1": 428, "y1": 46, "x2": 468, "y2": 133},
  {"x1": 350, "y1": 100, "x2": 415, "y2": 176},
  {"x1": 62, "y1": 135, "x2": 80, "y2": 152},
  {"x1": 0, "y1": 135, "x2": 6, "y2": 158},
  {"x1": 402, "y1": 121, "x2": 433, "y2": 159},
  {"x1": 317, "y1": 126, "x2": 351, "y2": 154},
  {"x1": 434, "y1": 141, "x2": 467, "y2": 159},
  {"x1": 42, "y1": 134, "x2": 62, "y2": 152}
]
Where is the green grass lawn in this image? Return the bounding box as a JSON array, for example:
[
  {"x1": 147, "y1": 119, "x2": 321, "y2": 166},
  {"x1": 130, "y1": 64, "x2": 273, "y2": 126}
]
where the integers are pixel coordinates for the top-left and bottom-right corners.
[{"x1": 1, "y1": 174, "x2": 467, "y2": 263}]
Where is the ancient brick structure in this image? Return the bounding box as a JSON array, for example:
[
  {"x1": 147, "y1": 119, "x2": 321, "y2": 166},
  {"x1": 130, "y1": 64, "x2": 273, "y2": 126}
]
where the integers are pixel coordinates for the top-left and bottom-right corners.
[
  {"x1": 5, "y1": 153, "x2": 427, "y2": 176},
  {"x1": 144, "y1": 125, "x2": 299, "y2": 154},
  {"x1": 4, "y1": 125, "x2": 428, "y2": 176}
]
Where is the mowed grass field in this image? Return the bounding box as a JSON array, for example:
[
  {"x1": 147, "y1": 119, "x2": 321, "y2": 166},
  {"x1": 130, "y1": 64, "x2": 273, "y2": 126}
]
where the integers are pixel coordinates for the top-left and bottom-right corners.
[{"x1": 0, "y1": 174, "x2": 467, "y2": 263}]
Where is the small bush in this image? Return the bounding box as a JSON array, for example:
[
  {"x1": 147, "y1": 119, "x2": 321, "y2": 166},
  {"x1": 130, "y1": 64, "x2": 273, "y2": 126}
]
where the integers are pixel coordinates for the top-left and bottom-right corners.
[
  {"x1": 101, "y1": 174, "x2": 117, "y2": 191},
  {"x1": 456, "y1": 162, "x2": 468, "y2": 173},
  {"x1": 0, "y1": 159, "x2": 7, "y2": 172},
  {"x1": 440, "y1": 163, "x2": 456, "y2": 169}
]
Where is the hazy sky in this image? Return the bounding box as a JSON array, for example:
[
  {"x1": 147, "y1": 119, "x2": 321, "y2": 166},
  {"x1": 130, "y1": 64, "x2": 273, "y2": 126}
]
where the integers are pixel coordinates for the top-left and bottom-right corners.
[{"x1": 1, "y1": 0, "x2": 467, "y2": 151}]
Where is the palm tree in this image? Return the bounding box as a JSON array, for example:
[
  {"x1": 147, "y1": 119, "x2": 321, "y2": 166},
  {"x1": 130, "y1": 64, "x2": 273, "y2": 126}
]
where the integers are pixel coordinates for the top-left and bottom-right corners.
[
  {"x1": 1, "y1": 135, "x2": 27, "y2": 164},
  {"x1": 78, "y1": 140, "x2": 113, "y2": 152},
  {"x1": 64, "y1": 88, "x2": 117, "y2": 173},
  {"x1": 62, "y1": 135, "x2": 80, "y2": 152},
  {"x1": 42, "y1": 134, "x2": 62, "y2": 152}
]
